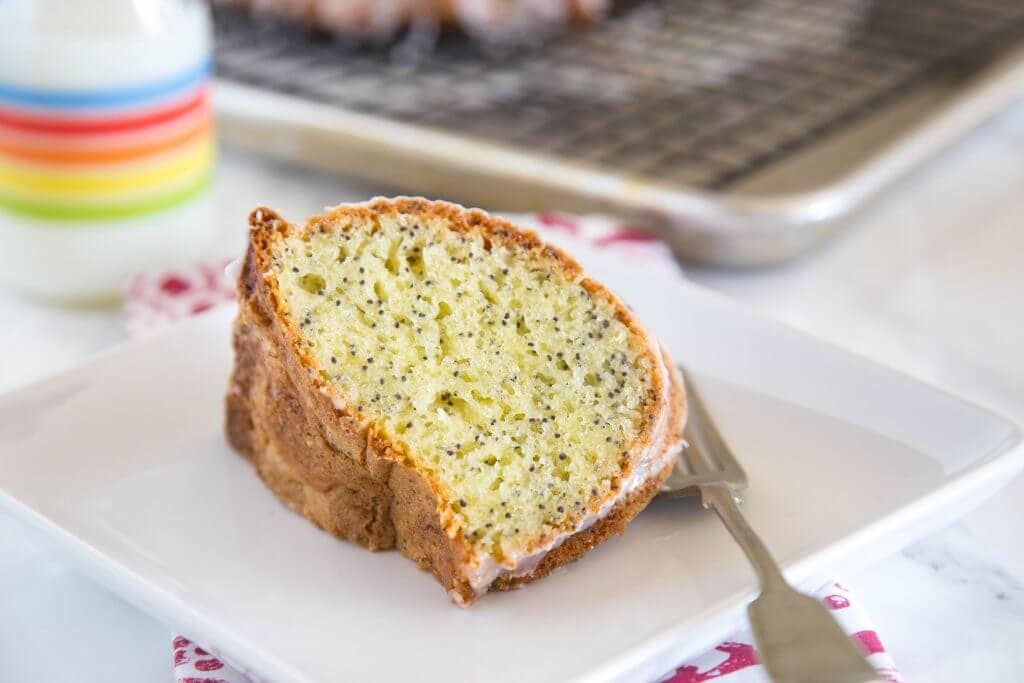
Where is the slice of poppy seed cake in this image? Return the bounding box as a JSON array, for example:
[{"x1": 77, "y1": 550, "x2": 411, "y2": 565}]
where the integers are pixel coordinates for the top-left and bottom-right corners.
[{"x1": 226, "y1": 197, "x2": 686, "y2": 604}]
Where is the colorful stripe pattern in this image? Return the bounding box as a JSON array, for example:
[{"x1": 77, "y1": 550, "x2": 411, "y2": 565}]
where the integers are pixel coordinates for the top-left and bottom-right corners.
[{"x1": 0, "y1": 60, "x2": 213, "y2": 221}]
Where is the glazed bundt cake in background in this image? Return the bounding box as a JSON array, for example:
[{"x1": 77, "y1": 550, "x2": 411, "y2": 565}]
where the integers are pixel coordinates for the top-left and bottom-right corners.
[
  {"x1": 215, "y1": 0, "x2": 610, "y2": 44},
  {"x1": 226, "y1": 197, "x2": 685, "y2": 604}
]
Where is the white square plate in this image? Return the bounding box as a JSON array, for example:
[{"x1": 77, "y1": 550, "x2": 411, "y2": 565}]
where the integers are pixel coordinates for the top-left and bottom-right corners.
[{"x1": 1, "y1": 242, "x2": 1021, "y2": 683}]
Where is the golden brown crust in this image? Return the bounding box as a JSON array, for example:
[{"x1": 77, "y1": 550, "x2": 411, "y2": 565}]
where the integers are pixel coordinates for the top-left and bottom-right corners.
[{"x1": 226, "y1": 197, "x2": 686, "y2": 604}]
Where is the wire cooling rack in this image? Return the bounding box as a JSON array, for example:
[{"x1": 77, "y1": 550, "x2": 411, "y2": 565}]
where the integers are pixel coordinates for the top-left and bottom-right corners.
[
  {"x1": 212, "y1": 0, "x2": 1024, "y2": 191},
  {"x1": 210, "y1": 0, "x2": 1024, "y2": 263}
]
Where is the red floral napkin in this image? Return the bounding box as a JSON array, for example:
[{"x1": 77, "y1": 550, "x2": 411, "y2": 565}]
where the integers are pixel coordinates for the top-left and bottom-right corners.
[{"x1": 124, "y1": 212, "x2": 900, "y2": 683}]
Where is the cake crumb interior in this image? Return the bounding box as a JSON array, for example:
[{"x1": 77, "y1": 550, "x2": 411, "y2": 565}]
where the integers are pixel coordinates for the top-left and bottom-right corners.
[{"x1": 272, "y1": 213, "x2": 653, "y2": 559}]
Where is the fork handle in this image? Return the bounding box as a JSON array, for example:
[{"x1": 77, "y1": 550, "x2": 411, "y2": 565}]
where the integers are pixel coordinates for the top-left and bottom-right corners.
[
  {"x1": 701, "y1": 484, "x2": 882, "y2": 683},
  {"x1": 701, "y1": 483, "x2": 788, "y2": 588}
]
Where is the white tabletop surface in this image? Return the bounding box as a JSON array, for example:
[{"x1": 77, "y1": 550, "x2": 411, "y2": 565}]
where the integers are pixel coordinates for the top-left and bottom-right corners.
[{"x1": 2, "y1": 100, "x2": 1024, "y2": 682}]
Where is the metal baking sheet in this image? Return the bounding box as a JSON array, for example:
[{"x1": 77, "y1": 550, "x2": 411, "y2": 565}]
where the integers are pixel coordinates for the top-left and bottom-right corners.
[{"x1": 211, "y1": 0, "x2": 1024, "y2": 264}]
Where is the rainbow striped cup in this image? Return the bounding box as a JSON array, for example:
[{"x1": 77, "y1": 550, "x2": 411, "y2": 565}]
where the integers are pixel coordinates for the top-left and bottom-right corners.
[{"x1": 0, "y1": 0, "x2": 216, "y2": 302}]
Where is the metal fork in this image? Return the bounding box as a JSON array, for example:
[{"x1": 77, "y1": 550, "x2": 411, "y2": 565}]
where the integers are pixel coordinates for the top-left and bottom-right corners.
[{"x1": 659, "y1": 369, "x2": 882, "y2": 683}]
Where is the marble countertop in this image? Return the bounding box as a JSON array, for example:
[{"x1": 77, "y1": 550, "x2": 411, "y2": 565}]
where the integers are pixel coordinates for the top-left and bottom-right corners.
[{"x1": 2, "y1": 100, "x2": 1024, "y2": 681}]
